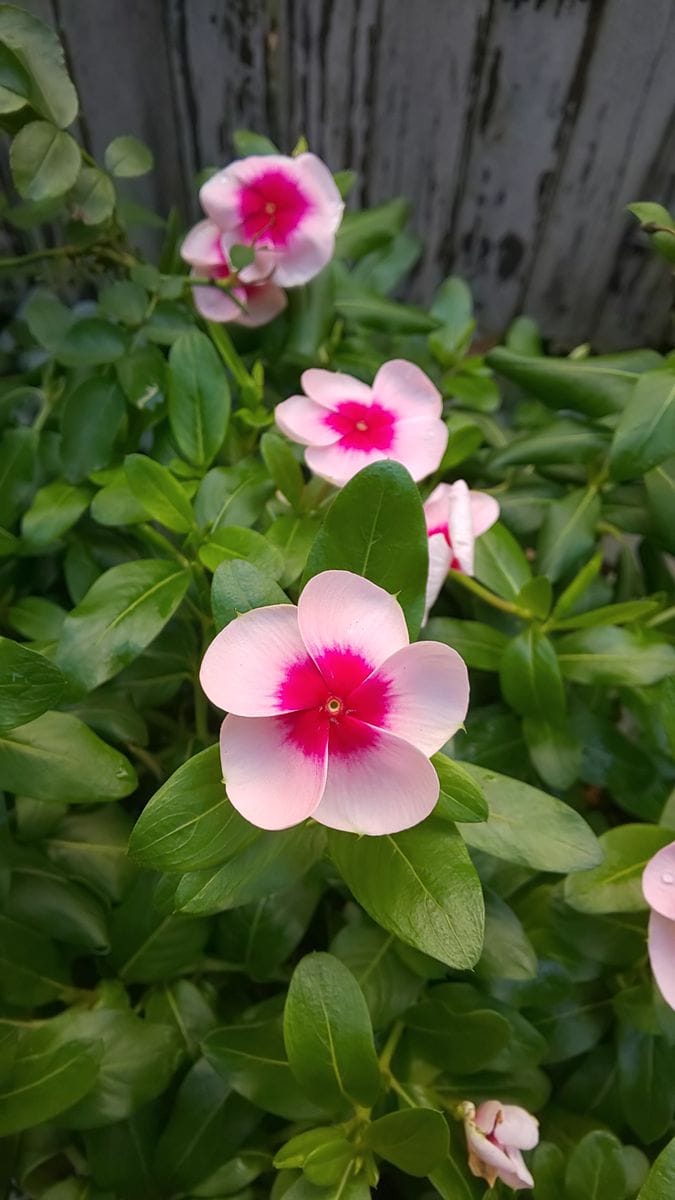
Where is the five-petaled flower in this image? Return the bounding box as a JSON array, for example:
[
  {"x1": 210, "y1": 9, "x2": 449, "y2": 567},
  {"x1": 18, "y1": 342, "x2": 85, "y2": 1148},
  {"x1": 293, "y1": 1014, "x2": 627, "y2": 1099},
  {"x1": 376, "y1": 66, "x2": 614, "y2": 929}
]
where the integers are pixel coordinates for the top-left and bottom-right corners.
[
  {"x1": 200, "y1": 570, "x2": 469, "y2": 835},
  {"x1": 199, "y1": 152, "x2": 344, "y2": 287},
  {"x1": 642, "y1": 841, "x2": 675, "y2": 1010},
  {"x1": 181, "y1": 218, "x2": 287, "y2": 327},
  {"x1": 463, "y1": 1100, "x2": 539, "y2": 1191},
  {"x1": 423, "y1": 480, "x2": 499, "y2": 621},
  {"x1": 274, "y1": 361, "x2": 448, "y2": 487}
]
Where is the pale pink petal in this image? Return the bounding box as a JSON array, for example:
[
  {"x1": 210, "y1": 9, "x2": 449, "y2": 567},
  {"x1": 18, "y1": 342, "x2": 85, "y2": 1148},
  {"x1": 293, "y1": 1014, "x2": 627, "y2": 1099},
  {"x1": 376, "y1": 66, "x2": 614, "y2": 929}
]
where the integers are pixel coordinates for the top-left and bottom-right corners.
[
  {"x1": 298, "y1": 571, "x2": 409, "y2": 679},
  {"x1": 390, "y1": 416, "x2": 449, "y2": 483},
  {"x1": 474, "y1": 1100, "x2": 503, "y2": 1135},
  {"x1": 470, "y1": 490, "x2": 500, "y2": 538},
  {"x1": 446, "y1": 480, "x2": 476, "y2": 575},
  {"x1": 199, "y1": 167, "x2": 243, "y2": 232},
  {"x1": 424, "y1": 533, "x2": 452, "y2": 622},
  {"x1": 312, "y1": 725, "x2": 439, "y2": 834},
  {"x1": 649, "y1": 910, "x2": 675, "y2": 1009},
  {"x1": 373, "y1": 360, "x2": 443, "y2": 420},
  {"x1": 500, "y1": 1148, "x2": 535, "y2": 1190},
  {"x1": 271, "y1": 223, "x2": 335, "y2": 287},
  {"x1": 275, "y1": 395, "x2": 341, "y2": 447},
  {"x1": 305, "y1": 440, "x2": 386, "y2": 486},
  {"x1": 200, "y1": 605, "x2": 319, "y2": 717},
  {"x1": 236, "y1": 282, "x2": 287, "y2": 328},
  {"x1": 220, "y1": 713, "x2": 328, "y2": 830},
  {"x1": 424, "y1": 483, "x2": 452, "y2": 535},
  {"x1": 497, "y1": 1106, "x2": 540, "y2": 1151},
  {"x1": 466, "y1": 1125, "x2": 534, "y2": 1191},
  {"x1": 301, "y1": 368, "x2": 373, "y2": 410},
  {"x1": 238, "y1": 247, "x2": 278, "y2": 284},
  {"x1": 642, "y1": 842, "x2": 675, "y2": 919},
  {"x1": 292, "y1": 153, "x2": 344, "y2": 229},
  {"x1": 191, "y1": 282, "x2": 244, "y2": 324},
  {"x1": 181, "y1": 219, "x2": 226, "y2": 268},
  {"x1": 352, "y1": 641, "x2": 469, "y2": 755}
]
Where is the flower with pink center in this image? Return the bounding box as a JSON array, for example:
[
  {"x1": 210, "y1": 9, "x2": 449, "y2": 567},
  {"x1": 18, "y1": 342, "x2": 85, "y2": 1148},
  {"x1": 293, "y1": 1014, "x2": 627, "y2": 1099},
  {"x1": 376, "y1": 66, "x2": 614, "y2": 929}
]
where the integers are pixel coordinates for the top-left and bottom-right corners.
[
  {"x1": 199, "y1": 153, "x2": 344, "y2": 287},
  {"x1": 423, "y1": 481, "x2": 500, "y2": 621},
  {"x1": 180, "y1": 218, "x2": 287, "y2": 326},
  {"x1": 199, "y1": 570, "x2": 469, "y2": 835},
  {"x1": 642, "y1": 841, "x2": 675, "y2": 1010},
  {"x1": 463, "y1": 1100, "x2": 539, "y2": 1191},
  {"x1": 274, "y1": 361, "x2": 449, "y2": 486}
]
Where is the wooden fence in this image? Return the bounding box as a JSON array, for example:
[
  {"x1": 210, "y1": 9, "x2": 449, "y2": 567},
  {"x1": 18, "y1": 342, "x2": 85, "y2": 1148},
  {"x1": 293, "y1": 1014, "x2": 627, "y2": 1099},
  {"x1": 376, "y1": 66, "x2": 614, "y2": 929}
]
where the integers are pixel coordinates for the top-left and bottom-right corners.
[{"x1": 15, "y1": 0, "x2": 675, "y2": 349}]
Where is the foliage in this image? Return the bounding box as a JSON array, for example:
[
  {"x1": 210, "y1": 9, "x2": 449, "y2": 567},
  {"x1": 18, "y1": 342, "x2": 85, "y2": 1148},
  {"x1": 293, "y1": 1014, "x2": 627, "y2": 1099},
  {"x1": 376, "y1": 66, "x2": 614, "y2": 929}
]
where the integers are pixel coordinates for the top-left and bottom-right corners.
[{"x1": 1, "y1": 8, "x2": 675, "y2": 1200}]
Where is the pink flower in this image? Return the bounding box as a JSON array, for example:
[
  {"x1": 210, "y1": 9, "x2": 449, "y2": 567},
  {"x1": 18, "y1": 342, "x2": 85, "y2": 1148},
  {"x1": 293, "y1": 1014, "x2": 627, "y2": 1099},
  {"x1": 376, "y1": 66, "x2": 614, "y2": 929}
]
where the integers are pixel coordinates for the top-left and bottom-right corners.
[
  {"x1": 642, "y1": 841, "x2": 675, "y2": 1009},
  {"x1": 181, "y1": 218, "x2": 287, "y2": 326},
  {"x1": 199, "y1": 153, "x2": 344, "y2": 287},
  {"x1": 274, "y1": 361, "x2": 448, "y2": 487},
  {"x1": 464, "y1": 1100, "x2": 539, "y2": 1191},
  {"x1": 423, "y1": 481, "x2": 499, "y2": 620},
  {"x1": 199, "y1": 570, "x2": 469, "y2": 835}
]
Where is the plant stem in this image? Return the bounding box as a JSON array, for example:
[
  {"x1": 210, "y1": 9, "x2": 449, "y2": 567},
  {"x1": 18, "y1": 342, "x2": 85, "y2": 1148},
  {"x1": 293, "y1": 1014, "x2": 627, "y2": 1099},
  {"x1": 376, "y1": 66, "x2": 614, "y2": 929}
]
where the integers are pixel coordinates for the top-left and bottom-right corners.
[
  {"x1": 648, "y1": 604, "x2": 675, "y2": 628},
  {"x1": 379, "y1": 1019, "x2": 404, "y2": 1073},
  {"x1": 447, "y1": 569, "x2": 533, "y2": 619},
  {"x1": 137, "y1": 524, "x2": 191, "y2": 568},
  {"x1": 207, "y1": 321, "x2": 258, "y2": 393}
]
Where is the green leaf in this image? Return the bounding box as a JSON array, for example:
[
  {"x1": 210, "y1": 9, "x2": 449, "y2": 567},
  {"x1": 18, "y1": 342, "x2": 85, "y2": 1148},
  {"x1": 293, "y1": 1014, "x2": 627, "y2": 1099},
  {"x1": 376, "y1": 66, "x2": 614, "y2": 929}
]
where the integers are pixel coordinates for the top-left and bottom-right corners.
[
  {"x1": 551, "y1": 597, "x2": 663, "y2": 631},
  {"x1": 335, "y1": 198, "x2": 409, "y2": 259},
  {"x1": 232, "y1": 128, "x2": 279, "y2": 157},
  {"x1": 537, "y1": 486, "x2": 600, "y2": 582},
  {"x1": 204, "y1": 1015, "x2": 324, "y2": 1121},
  {"x1": 261, "y1": 431, "x2": 305, "y2": 509},
  {"x1": 500, "y1": 628, "x2": 566, "y2": 722},
  {"x1": 8, "y1": 596, "x2": 66, "y2": 641},
  {"x1": 457, "y1": 765, "x2": 601, "y2": 872},
  {"x1": 517, "y1": 576, "x2": 553, "y2": 620},
  {"x1": 565, "y1": 1131, "x2": 628, "y2": 1200},
  {"x1": 0, "y1": 41, "x2": 29, "y2": 113},
  {"x1": 0, "y1": 637, "x2": 65, "y2": 732},
  {"x1": 21, "y1": 480, "x2": 90, "y2": 545},
  {"x1": 556, "y1": 626, "x2": 675, "y2": 686},
  {"x1": 329, "y1": 819, "x2": 484, "y2": 969},
  {"x1": 45, "y1": 806, "x2": 134, "y2": 902},
  {"x1": 55, "y1": 317, "x2": 128, "y2": 366},
  {"x1": 487, "y1": 346, "x2": 660, "y2": 417},
  {"x1": 284, "y1": 952, "x2": 381, "y2": 1112},
  {"x1": 267, "y1": 513, "x2": 321, "y2": 586},
  {"x1": 60, "y1": 377, "x2": 125, "y2": 483},
  {"x1": 0, "y1": 5, "x2": 77, "y2": 125},
  {"x1": 473, "y1": 522, "x2": 532, "y2": 600},
  {"x1": 610, "y1": 369, "x2": 675, "y2": 480},
  {"x1": 478, "y1": 891, "x2": 537, "y2": 981},
  {"x1": 362, "y1": 1107, "x2": 449, "y2": 1176},
  {"x1": 91, "y1": 473, "x2": 148, "y2": 527},
  {"x1": 0, "y1": 710, "x2": 136, "y2": 802},
  {"x1": 217, "y1": 876, "x2": 320, "y2": 982},
  {"x1": 432, "y1": 753, "x2": 488, "y2": 822},
  {"x1": 638, "y1": 1136, "x2": 675, "y2": 1199},
  {"x1": 108, "y1": 875, "x2": 208, "y2": 984},
  {"x1": 406, "y1": 983, "x2": 511, "y2": 1073},
  {"x1": 491, "y1": 418, "x2": 607, "y2": 468},
  {"x1": 198, "y1": 526, "x2": 283, "y2": 578},
  {"x1": 154, "y1": 1057, "x2": 256, "y2": 1191},
  {"x1": 104, "y1": 135, "x2": 154, "y2": 177},
  {"x1": 175, "y1": 824, "x2": 325, "y2": 915},
  {"x1": 99, "y1": 280, "x2": 148, "y2": 325},
  {"x1": 211, "y1": 558, "x2": 289, "y2": 630},
  {"x1": 124, "y1": 453, "x2": 194, "y2": 532},
  {"x1": 329, "y1": 921, "x2": 420, "y2": 1030},
  {"x1": 0, "y1": 913, "x2": 68, "y2": 1006},
  {"x1": 10, "y1": 119, "x2": 80, "y2": 200},
  {"x1": 0, "y1": 427, "x2": 37, "y2": 527},
  {"x1": 522, "y1": 716, "x2": 581, "y2": 792},
  {"x1": 56, "y1": 559, "x2": 190, "y2": 692},
  {"x1": 618, "y1": 1027, "x2": 674, "y2": 1143},
  {"x1": 84, "y1": 1108, "x2": 160, "y2": 1200},
  {"x1": 334, "y1": 287, "x2": 438, "y2": 333},
  {"x1": 128, "y1": 745, "x2": 259, "y2": 873},
  {"x1": 195, "y1": 461, "x2": 273, "y2": 530},
  {"x1": 424, "y1": 618, "x2": 508, "y2": 671},
  {"x1": 0, "y1": 1029, "x2": 101, "y2": 1135},
  {"x1": 304, "y1": 461, "x2": 428, "y2": 638},
  {"x1": 229, "y1": 242, "x2": 256, "y2": 270},
  {"x1": 645, "y1": 457, "x2": 675, "y2": 553},
  {"x1": 7, "y1": 849, "x2": 109, "y2": 953},
  {"x1": 564, "y1": 825, "x2": 675, "y2": 914},
  {"x1": 168, "y1": 330, "x2": 231, "y2": 468},
  {"x1": 70, "y1": 165, "x2": 115, "y2": 225}
]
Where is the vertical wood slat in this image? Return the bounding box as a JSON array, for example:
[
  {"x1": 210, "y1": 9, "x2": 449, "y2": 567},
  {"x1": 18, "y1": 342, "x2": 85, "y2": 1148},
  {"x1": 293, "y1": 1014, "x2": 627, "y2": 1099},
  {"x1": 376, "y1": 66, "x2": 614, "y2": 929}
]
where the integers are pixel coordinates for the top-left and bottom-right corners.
[{"x1": 5, "y1": 0, "x2": 675, "y2": 348}]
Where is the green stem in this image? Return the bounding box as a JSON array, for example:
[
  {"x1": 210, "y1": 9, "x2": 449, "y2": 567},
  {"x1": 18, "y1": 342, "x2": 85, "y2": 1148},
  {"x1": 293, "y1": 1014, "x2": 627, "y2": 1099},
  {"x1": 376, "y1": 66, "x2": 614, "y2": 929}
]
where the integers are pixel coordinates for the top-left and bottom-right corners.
[
  {"x1": 389, "y1": 1075, "x2": 417, "y2": 1108},
  {"x1": 207, "y1": 321, "x2": 258, "y2": 393},
  {"x1": 648, "y1": 604, "x2": 675, "y2": 628},
  {"x1": 447, "y1": 569, "x2": 533, "y2": 619},
  {"x1": 379, "y1": 1019, "x2": 404, "y2": 1073},
  {"x1": 137, "y1": 524, "x2": 190, "y2": 568}
]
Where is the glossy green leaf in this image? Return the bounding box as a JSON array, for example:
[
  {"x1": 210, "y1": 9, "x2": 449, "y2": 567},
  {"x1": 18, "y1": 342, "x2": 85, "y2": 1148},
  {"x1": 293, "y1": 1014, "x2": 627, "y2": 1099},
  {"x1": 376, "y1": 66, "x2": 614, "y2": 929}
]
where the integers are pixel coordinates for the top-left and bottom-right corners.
[
  {"x1": 556, "y1": 626, "x2": 675, "y2": 686},
  {"x1": 564, "y1": 825, "x2": 675, "y2": 914},
  {"x1": 284, "y1": 952, "x2": 381, "y2": 1112},
  {"x1": 363, "y1": 1107, "x2": 449, "y2": 1176},
  {"x1": 0, "y1": 6, "x2": 77, "y2": 125},
  {"x1": 10, "y1": 120, "x2": 80, "y2": 200},
  {"x1": 125, "y1": 454, "x2": 194, "y2": 532},
  {"x1": 330, "y1": 920, "x2": 421, "y2": 1030},
  {"x1": 22, "y1": 481, "x2": 90, "y2": 545},
  {"x1": 61, "y1": 377, "x2": 125, "y2": 483},
  {"x1": 500, "y1": 628, "x2": 566, "y2": 721},
  {"x1": 618, "y1": 1027, "x2": 675, "y2": 1144},
  {"x1": 432, "y1": 753, "x2": 488, "y2": 822},
  {"x1": 70, "y1": 165, "x2": 115, "y2": 225},
  {"x1": 104, "y1": 135, "x2": 154, "y2": 177},
  {"x1": 0, "y1": 427, "x2": 37, "y2": 527},
  {"x1": 645, "y1": 457, "x2": 675, "y2": 553},
  {"x1": 457, "y1": 765, "x2": 601, "y2": 872},
  {"x1": 537, "y1": 486, "x2": 601, "y2": 582},
  {"x1": 204, "y1": 1016, "x2": 324, "y2": 1121},
  {"x1": 55, "y1": 317, "x2": 128, "y2": 366},
  {"x1": 304, "y1": 461, "x2": 428, "y2": 637},
  {"x1": 335, "y1": 198, "x2": 409, "y2": 259},
  {"x1": 216, "y1": 876, "x2": 320, "y2": 982},
  {"x1": 487, "y1": 346, "x2": 660, "y2": 417},
  {"x1": 198, "y1": 525, "x2": 283, "y2": 578},
  {"x1": 168, "y1": 330, "x2": 230, "y2": 467},
  {"x1": 0, "y1": 1028, "x2": 101, "y2": 1135},
  {"x1": 610, "y1": 369, "x2": 675, "y2": 481},
  {"x1": 522, "y1": 716, "x2": 582, "y2": 792},
  {"x1": 425, "y1": 618, "x2": 508, "y2": 671},
  {"x1": 0, "y1": 637, "x2": 65, "y2": 732},
  {"x1": 0, "y1": 913, "x2": 68, "y2": 1005},
  {"x1": 211, "y1": 558, "x2": 289, "y2": 630},
  {"x1": 99, "y1": 280, "x2": 148, "y2": 325},
  {"x1": 0, "y1": 711, "x2": 137, "y2": 802},
  {"x1": 195, "y1": 461, "x2": 273, "y2": 531},
  {"x1": 492, "y1": 418, "x2": 607, "y2": 468},
  {"x1": 261, "y1": 431, "x2": 305, "y2": 509},
  {"x1": 56, "y1": 559, "x2": 190, "y2": 692},
  {"x1": 405, "y1": 982, "x2": 511, "y2": 1074},
  {"x1": 473, "y1": 522, "x2": 532, "y2": 600},
  {"x1": 638, "y1": 1137, "x2": 675, "y2": 1199},
  {"x1": 329, "y1": 819, "x2": 484, "y2": 969},
  {"x1": 565, "y1": 1131, "x2": 627, "y2": 1200},
  {"x1": 108, "y1": 873, "x2": 208, "y2": 983}
]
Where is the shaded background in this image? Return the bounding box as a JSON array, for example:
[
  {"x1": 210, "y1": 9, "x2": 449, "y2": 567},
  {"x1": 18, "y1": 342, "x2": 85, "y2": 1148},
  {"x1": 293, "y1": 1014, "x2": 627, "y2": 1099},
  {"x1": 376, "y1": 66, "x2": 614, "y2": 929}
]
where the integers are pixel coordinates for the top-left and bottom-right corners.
[{"x1": 14, "y1": 0, "x2": 675, "y2": 348}]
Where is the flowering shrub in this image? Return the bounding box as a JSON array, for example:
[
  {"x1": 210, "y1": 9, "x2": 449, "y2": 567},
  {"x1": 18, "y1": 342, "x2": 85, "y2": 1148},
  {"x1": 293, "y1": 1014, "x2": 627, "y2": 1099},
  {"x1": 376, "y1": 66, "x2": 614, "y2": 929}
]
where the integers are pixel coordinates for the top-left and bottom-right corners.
[{"x1": 1, "y1": 8, "x2": 675, "y2": 1200}]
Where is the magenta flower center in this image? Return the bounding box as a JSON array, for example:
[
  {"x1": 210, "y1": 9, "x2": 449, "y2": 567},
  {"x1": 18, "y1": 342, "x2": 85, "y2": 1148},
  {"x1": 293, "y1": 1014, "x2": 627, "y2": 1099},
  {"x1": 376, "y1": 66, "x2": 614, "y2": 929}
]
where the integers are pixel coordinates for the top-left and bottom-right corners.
[
  {"x1": 277, "y1": 647, "x2": 391, "y2": 761},
  {"x1": 239, "y1": 169, "x2": 311, "y2": 246},
  {"x1": 324, "y1": 401, "x2": 396, "y2": 451}
]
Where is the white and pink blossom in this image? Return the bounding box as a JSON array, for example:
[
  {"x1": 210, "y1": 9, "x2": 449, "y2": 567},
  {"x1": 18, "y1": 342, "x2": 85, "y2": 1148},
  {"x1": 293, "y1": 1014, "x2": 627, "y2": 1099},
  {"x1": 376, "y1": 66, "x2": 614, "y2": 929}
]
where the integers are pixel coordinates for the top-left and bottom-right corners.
[
  {"x1": 200, "y1": 570, "x2": 469, "y2": 835},
  {"x1": 274, "y1": 361, "x2": 448, "y2": 486},
  {"x1": 642, "y1": 841, "x2": 675, "y2": 1010},
  {"x1": 423, "y1": 481, "x2": 499, "y2": 620},
  {"x1": 180, "y1": 218, "x2": 287, "y2": 326},
  {"x1": 463, "y1": 1100, "x2": 539, "y2": 1191},
  {"x1": 199, "y1": 153, "x2": 344, "y2": 287}
]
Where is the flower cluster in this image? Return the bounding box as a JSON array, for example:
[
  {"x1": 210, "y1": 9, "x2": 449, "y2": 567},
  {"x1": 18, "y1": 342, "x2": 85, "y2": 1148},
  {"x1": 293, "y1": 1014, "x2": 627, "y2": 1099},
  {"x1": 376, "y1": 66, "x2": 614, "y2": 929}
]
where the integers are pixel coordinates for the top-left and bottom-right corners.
[{"x1": 181, "y1": 152, "x2": 344, "y2": 324}]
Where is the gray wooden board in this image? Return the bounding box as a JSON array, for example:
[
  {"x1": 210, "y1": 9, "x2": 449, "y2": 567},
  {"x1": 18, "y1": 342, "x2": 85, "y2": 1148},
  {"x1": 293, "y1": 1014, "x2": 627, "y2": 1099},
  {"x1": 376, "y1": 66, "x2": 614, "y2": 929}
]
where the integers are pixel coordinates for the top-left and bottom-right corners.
[{"x1": 3, "y1": 0, "x2": 675, "y2": 349}]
